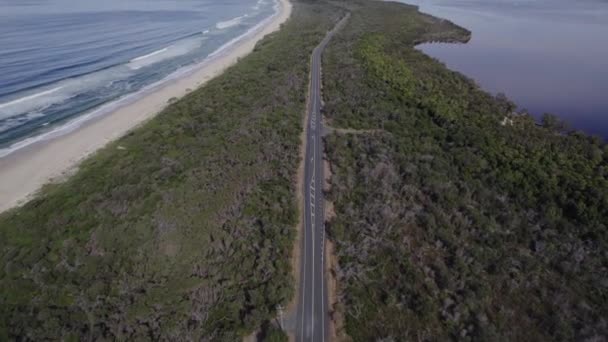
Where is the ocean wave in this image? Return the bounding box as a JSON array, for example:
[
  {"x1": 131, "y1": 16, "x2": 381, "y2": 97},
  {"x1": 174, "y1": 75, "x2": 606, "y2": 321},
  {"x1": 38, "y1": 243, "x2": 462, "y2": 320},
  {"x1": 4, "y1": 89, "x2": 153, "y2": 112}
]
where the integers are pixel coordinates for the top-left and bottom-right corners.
[
  {"x1": 209, "y1": 0, "x2": 280, "y2": 59},
  {"x1": 0, "y1": 36, "x2": 206, "y2": 142},
  {"x1": 253, "y1": 0, "x2": 267, "y2": 10},
  {"x1": 127, "y1": 39, "x2": 202, "y2": 70},
  {"x1": 0, "y1": 65, "x2": 129, "y2": 122},
  {"x1": 130, "y1": 48, "x2": 168, "y2": 63},
  {"x1": 0, "y1": 111, "x2": 45, "y2": 134},
  {"x1": 216, "y1": 15, "x2": 247, "y2": 30},
  {"x1": 0, "y1": 55, "x2": 208, "y2": 158},
  {"x1": 0, "y1": 0, "x2": 282, "y2": 158},
  {"x1": 0, "y1": 86, "x2": 70, "y2": 121},
  {"x1": 0, "y1": 81, "x2": 151, "y2": 158},
  {"x1": 0, "y1": 87, "x2": 63, "y2": 110}
]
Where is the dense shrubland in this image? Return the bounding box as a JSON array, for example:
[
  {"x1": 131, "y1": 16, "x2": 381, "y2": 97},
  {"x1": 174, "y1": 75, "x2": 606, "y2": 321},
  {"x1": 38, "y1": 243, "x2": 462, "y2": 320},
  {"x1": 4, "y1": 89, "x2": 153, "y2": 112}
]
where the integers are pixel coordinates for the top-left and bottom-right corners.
[
  {"x1": 0, "y1": 2, "x2": 343, "y2": 340},
  {"x1": 2, "y1": 0, "x2": 606, "y2": 340},
  {"x1": 323, "y1": 1, "x2": 607, "y2": 340}
]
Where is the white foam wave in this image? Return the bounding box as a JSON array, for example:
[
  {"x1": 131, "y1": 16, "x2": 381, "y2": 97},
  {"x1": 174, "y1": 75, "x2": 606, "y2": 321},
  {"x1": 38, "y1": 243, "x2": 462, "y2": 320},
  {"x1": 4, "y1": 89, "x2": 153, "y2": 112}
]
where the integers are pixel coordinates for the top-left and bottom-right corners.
[
  {"x1": 216, "y1": 14, "x2": 247, "y2": 30},
  {"x1": 0, "y1": 38, "x2": 206, "y2": 121},
  {"x1": 202, "y1": 29, "x2": 210, "y2": 34},
  {"x1": 0, "y1": 112, "x2": 46, "y2": 134},
  {"x1": 0, "y1": 87, "x2": 64, "y2": 110},
  {"x1": 0, "y1": 86, "x2": 74, "y2": 122},
  {"x1": 0, "y1": 0, "x2": 283, "y2": 159},
  {"x1": 0, "y1": 65, "x2": 131, "y2": 123},
  {"x1": 209, "y1": 0, "x2": 280, "y2": 59},
  {"x1": 127, "y1": 39, "x2": 201, "y2": 70},
  {"x1": 253, "y1": 0, "x2": 267, "y2": 10},
  {"x1": 0, "y1": 58, "x2": 207, "y2": 158},
  {"x1": 130, "y1": 48, "x2": 168, "y2": 62},
  {"x1": 0, "y1": 77, "x2": 161, "y2": 158}
]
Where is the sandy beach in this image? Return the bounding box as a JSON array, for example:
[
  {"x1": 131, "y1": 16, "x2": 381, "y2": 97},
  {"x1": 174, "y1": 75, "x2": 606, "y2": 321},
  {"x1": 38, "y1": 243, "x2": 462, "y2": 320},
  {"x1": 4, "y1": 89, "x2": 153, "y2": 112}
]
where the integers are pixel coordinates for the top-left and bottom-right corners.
[{"x1": 0, "y1": 0, "x2": 292, "y2": 213}]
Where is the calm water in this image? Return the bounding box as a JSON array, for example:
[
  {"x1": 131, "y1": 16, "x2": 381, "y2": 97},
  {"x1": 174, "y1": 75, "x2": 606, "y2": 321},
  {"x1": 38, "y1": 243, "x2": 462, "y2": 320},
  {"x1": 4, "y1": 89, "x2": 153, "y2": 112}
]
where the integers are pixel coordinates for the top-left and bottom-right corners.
[
  {"x1": 398, "y1": 0, "x2": 608, "y2": 138},
  {"x1": 0, "y1": 0, "x2": 279, "y2": 155}
]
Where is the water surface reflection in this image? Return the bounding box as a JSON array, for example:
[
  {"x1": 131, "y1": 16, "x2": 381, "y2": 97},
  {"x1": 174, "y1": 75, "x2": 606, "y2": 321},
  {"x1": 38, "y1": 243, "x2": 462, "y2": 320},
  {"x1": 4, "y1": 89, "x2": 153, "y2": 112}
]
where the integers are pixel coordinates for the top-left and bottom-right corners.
[{"x1": 399, "y1": 0, "x2": 608, "y2": 137}]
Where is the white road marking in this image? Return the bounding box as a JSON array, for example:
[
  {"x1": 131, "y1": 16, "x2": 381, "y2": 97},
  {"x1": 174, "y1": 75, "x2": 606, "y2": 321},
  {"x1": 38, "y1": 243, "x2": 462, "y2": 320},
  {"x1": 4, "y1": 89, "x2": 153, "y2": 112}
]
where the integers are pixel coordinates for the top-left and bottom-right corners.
[
  {"x1": 321, "y1": 220, "x2": 325, "y2": 342},
  {"x1": 299, "y1": 16, "x2": 349, "y2": 339},
  {"x1": 300, "y1": 183, "x2": 307, "y2": 342},
  {"x1": 311, "y1": 135, "x2": 316, "y2": 340}
]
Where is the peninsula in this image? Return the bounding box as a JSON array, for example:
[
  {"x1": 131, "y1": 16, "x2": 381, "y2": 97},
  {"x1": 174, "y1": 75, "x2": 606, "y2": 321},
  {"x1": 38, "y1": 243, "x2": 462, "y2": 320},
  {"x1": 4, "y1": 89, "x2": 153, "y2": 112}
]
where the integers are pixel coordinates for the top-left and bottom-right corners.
[{"x1": 1, "y1": 0, "x2": 606, "y2": 340}]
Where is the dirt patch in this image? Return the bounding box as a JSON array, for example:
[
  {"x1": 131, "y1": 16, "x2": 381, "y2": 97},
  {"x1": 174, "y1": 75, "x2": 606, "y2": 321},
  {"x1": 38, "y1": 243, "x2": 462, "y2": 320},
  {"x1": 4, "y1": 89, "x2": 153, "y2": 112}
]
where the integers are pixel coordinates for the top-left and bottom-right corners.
[
  {"x1": 325, "y1": 200, "x2": 336, "y2": 223},
  {"x1": 323, "y1": 156, "x2": 349, "y2": 341},
  {"x1": 325, "y1": 126, "x2": 384, "y2": 135},
  {"x1": 243, "y1": 331, "x2": 258, "y2": 342},
  {"x1": 323, "y1": 158, "x2": 332, "y2": 193},
  {"x1": 325, "y1": 239, "x2": 349, "y2": 342}
]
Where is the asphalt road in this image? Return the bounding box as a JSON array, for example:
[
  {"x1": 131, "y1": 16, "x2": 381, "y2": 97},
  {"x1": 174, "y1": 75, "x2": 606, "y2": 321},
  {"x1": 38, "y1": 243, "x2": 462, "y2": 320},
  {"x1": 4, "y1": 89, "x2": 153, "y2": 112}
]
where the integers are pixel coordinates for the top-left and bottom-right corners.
[{"x1": 296, "y1": 15, "x2": 348, "y2": 342}]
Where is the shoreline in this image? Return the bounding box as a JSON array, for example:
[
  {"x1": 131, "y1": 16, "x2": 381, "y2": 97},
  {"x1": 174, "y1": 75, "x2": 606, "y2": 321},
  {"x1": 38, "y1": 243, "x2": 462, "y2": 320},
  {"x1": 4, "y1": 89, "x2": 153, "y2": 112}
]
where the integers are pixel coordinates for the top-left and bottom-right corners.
[{"x1": 0, "y1": 0, "x2": 292, "y2": 213}]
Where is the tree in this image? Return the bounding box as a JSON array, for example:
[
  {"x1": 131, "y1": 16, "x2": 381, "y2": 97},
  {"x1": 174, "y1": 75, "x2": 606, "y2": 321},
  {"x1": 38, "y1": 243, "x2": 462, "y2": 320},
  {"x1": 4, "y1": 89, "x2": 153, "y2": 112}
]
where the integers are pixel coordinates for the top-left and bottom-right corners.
[
  {"x1": 541, "y1": 113, "x2": 566, "y2": 132},
  {"x1": 261, "y1": 324, "x2": 288, "y2": 342}
]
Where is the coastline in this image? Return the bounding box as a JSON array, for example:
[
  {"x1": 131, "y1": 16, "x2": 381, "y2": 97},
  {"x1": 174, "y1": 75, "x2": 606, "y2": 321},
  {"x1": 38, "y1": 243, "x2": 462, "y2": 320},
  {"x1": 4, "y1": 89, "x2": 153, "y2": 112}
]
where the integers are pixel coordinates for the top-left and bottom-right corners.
[{"x1": 0, "y1": 0, "x2": 292, "y2": 213}]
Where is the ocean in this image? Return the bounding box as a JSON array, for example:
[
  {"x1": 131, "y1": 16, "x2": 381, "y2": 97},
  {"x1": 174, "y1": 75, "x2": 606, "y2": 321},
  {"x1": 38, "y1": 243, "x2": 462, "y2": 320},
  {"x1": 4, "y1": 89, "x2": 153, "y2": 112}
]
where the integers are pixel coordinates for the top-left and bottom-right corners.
[
  {"x1": 399, "y1": 0, "x2": 608, "y2": 138},
  {"x1": 0, "y1": 0, "x2": 279, "y2": 156}
]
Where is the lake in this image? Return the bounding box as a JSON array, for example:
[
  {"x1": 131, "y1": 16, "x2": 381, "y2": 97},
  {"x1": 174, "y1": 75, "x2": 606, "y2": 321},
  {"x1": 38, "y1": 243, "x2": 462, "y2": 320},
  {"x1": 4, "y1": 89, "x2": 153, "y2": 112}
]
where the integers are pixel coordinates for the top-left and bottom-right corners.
[{"x1": 397, "y1": 0, "x2": 608, "y2": 138}]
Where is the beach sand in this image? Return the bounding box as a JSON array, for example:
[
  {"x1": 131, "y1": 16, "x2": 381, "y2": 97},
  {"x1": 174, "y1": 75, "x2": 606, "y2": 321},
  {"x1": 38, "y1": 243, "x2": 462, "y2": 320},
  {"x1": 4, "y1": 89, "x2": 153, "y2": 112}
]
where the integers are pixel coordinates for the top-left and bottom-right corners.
[{"x1": 0, "y1": 0, "x2": 292, "y2": 213}]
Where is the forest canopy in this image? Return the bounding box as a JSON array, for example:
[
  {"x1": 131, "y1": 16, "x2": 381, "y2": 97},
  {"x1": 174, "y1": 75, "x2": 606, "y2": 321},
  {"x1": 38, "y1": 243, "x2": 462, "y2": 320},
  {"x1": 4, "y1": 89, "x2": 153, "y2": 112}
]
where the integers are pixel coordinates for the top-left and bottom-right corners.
[{"x1": 322, "y1": 0, "x2": 607, "y2": 340}]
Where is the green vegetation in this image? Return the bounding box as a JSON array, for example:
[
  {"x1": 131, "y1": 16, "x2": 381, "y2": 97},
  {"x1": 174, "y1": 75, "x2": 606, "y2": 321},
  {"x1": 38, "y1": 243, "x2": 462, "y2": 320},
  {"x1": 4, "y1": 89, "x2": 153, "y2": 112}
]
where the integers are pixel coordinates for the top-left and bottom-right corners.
[
  {"x1": 2, "y1": 0, "x2": 606, "y2": 340},
  {"x1": 0, "y1": 2, "x2": 343, "y2": 340},
  {"x1": 323, "y1": 0, "x2": 608, "y2": 340},
  {"x1": 260, "y1": 324, "x2": 288, "y2": 342}
]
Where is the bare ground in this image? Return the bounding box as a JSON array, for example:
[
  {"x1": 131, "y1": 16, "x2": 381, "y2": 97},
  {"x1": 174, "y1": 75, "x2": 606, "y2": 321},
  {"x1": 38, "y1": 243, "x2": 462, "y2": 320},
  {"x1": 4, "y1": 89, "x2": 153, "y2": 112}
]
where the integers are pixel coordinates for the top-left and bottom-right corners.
[
  {"x1": 326, "y1": 238, "x2": 349, "y2": 341},
  {"x1": 323, "y1": 156, "x2": 349, "y2": 341},
  {"x1": 243, "y1": 332, "x2": 258, "y2": 342},
  {"x1": 324, "y1": 126, "x2": 384, "y2": 135}
]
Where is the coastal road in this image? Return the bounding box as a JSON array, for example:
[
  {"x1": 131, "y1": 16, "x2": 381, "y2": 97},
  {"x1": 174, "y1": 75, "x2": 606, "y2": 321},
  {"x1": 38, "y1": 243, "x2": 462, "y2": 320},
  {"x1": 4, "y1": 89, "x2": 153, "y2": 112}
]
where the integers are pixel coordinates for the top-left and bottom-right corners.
[{"x1": 296, "y1": 15, "x2": 348, "y2": 342}]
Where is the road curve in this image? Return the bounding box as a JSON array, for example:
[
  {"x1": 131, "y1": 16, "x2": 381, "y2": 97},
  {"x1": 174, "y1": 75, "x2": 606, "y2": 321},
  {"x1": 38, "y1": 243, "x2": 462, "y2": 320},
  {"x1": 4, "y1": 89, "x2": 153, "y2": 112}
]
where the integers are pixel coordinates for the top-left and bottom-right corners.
[{"x1": 296, "y1": 14, "x2": 349, "y2": 342}]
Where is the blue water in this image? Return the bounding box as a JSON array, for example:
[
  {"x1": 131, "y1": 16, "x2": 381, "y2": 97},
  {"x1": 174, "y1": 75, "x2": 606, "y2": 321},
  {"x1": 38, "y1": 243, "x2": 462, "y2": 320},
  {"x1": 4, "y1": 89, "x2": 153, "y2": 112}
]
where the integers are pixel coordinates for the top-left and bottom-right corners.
[
  {"x1": 399, "y1": 0, "x2": 608, "y2": 138},
  {"x1": 0, "y1": 0, "x2": 279, "y2": 154}
]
